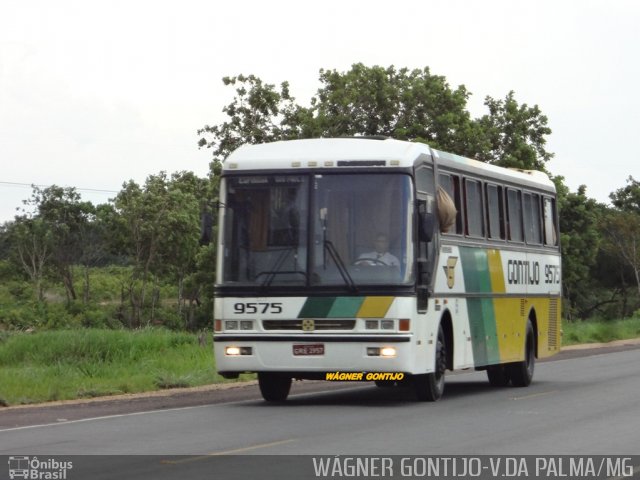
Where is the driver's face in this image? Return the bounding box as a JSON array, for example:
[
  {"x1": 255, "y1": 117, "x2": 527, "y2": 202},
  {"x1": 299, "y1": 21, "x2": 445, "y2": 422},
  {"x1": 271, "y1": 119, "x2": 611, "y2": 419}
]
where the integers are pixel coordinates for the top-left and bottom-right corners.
[{"x1": 375, "y1": 237, "x2": 389, "y2": 253}]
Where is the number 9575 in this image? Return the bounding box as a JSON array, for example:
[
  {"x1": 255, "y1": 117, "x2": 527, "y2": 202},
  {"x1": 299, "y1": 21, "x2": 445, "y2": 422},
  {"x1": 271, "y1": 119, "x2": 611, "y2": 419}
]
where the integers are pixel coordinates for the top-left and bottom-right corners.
[{"x1": 233, "y1": 302, "x2": 283, "y2": 314}]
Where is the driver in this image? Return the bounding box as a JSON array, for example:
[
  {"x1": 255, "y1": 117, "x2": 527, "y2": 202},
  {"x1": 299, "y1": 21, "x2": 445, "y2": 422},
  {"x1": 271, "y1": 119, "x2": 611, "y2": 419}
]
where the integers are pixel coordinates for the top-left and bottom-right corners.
[{"x1": 358, "y1": 234, "x2": 400, "y2": 266}]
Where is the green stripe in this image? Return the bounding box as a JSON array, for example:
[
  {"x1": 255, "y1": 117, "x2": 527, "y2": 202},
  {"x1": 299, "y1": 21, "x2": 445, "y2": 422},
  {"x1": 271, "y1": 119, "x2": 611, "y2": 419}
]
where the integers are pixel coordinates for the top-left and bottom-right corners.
[
  {"x1": 461, "y1": 247, "x2": 500, "y2": 365},
  {"x1": 467, "y1": 298, "x2": 500, "y2": 366},
  {"x1": 327, "y1": 297, "x2": 365, "y2": 318},
  {"x1": 298, "y1": 297, "x2": 336, "y2": 318},
  {"x1": 459, "y1": 247, "x2": 492, "y2": 293}
]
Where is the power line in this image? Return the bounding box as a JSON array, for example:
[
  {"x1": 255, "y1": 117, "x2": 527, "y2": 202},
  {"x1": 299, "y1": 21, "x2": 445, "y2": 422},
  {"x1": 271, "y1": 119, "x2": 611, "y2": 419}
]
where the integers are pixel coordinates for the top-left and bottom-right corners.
[{"x1": 0, "y1": 181, "x2": 118, "y2": 194}]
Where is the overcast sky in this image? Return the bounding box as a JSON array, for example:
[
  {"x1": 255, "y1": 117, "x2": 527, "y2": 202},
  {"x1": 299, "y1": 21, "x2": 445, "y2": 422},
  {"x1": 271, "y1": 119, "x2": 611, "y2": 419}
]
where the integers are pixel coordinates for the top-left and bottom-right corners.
[{"x1": 1, "y1": 0, "x2": 638, "y2": 222}]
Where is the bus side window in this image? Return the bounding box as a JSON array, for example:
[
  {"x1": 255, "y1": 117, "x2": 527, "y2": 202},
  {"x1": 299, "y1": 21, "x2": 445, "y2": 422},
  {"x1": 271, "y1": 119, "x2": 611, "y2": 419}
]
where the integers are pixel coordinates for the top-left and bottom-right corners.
[
  {"x1": 464, "y1": 178, "x2": 484, "y2": 237},
  {"x1": 486, "y1": 184, "x2": 505, "y2": 240},
  {"x1": 543, "y1": 197, "x2": 558, "y2": 246},
  {"x1": 438, "y1": 173, "x2": 463, "y2": 235},
  {"x1": 506, "y1": 188, "x2": 523, "y2": 242},
  {"x1": 523, "y1": 192, "x2": 542, "y2": 245}
]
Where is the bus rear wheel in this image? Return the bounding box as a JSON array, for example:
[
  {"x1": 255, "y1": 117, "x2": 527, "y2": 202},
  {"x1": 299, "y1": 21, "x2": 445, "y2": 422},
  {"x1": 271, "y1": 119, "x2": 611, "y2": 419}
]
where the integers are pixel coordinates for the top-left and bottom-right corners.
[
  {"x1": 414, "y1": 325, "x2": 446, "y2": 401},
  {"x1": 508, "y1": 320, "x2": 535, "y2": 387},
  {"x1": 486, "y1": 365, "x2": 511, "y2": 387},
  {"x1": 258, "y1": 373, "x2": 292, "y2": 402}
]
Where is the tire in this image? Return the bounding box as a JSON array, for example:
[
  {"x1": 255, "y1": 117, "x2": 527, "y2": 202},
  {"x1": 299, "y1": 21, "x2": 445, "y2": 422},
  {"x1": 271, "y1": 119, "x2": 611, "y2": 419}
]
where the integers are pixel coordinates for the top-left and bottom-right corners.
[
  {"x1": 414, "y1": 324, "x2": 446, "y2": 401},
  {"x1": 258, "y1": 372, "x2": 292, "y2": 402},
  {"x1": 508, "y1": 319, "x2": 535, "y2": 387},
  {"x1": 486, "y1": 365, "x2": 511, "y2": 387}
]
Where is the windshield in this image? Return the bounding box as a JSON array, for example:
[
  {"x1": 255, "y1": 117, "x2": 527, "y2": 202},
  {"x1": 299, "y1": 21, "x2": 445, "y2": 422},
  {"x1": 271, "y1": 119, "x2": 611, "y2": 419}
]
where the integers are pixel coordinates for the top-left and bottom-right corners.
[
  {"x1": 219, "y1": 173, "x2": 414, "y2": 288},
  {"x1": 312, "y1": 174, "x2": 414, "y2": 286},
  {"x1": 220, "y1": 175, "x2": 308, "y2": 286}
]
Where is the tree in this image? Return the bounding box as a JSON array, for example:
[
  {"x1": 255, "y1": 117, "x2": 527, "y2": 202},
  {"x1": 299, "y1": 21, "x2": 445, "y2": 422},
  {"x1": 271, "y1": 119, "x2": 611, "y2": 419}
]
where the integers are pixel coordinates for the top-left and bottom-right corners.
[
  {"x1": 113, "y1": 172, "x2": 202, "y2": 327},
  {"x1": 310, "y1": 64, "x2": 485, "y2": 156},
  {"x1": 197, "y1": 74, "x2": 298, "y2": 165},
  {"x1": 198, "y1": 64, "x2": 554, "y2": 171},
  {"x1": 610, "y1": 176, "x2": 640, "y2": 213},
  {"x1": 77, "y1": 203, "x2": 113, "y2": 304},
  {"x1": 557, "y1": 185, "x2": 602, "y2": 319},
  {"x1": 23, "y1": 186, "x2": 95, "y2": 304},
  {"x1": 157, "y1": 171, "x2": 205, "y2": 322},
  {"x1": 600, "y1": 210, "x2": 640, "y2": 297},
  {"x1": 603, "y1": 177, "x2": 640, "y2": 298},
  {"x1": 4, "y1": 216, "x2": 52, "y2": 301},
  {"x1": 476, "y1": 91, "x2": 553, "y2": 171}
]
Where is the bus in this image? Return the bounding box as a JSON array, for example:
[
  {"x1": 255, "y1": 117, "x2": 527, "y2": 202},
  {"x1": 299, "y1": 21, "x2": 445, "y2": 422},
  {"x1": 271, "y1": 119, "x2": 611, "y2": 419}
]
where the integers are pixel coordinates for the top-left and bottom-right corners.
[{"x1": 212, "y1": 137, "x2": 561, "y2": 402}]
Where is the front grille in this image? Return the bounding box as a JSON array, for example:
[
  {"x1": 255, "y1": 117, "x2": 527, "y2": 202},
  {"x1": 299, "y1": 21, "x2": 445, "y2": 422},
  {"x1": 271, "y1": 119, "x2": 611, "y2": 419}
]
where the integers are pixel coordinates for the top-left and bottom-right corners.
[{"x1": 262, "y1": 320, "x2": 356, "y2": 331}]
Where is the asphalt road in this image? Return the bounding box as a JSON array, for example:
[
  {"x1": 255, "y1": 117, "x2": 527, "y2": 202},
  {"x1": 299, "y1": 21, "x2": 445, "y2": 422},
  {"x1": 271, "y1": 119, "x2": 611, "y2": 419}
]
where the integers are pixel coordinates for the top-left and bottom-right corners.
[{"x1": 1, "y1": 345, "x2": 639, "y2": 479}]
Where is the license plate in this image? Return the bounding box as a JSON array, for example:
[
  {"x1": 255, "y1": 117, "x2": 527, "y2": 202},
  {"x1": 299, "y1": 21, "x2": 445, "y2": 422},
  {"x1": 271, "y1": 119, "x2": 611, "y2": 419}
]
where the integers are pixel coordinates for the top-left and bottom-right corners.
[{"x1": 293, "y1": 344, "x2": 324, "y2": 356}]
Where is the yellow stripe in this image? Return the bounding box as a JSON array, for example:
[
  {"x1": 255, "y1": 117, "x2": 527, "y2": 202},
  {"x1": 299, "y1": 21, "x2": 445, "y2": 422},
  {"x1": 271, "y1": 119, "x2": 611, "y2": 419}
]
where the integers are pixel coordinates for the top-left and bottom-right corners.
[
  {"x1": 493, "y1": 298, "x2": 525, "y2": 362},
  {"x1": 488, "y1": 250, "x2": 511, "y2": 362},
  {"x1": 356, "y1": 296, "x2": 394, "y2": 318},
  {"x1": 487, "y1": 249, "x2": 505, "y2": 293}
]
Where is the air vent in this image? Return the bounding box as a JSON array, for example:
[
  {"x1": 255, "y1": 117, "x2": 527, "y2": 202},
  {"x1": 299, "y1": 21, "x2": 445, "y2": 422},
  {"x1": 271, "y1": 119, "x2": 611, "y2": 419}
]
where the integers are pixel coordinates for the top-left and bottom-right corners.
[
  {"x1": 337, "y1": 160, "x2": 386, "y2": 167},
  {"x1": 548, "y1": 299, "x2": 559, "y2": 349},
  {"x1": 520, "y1": 299, "x2": 526, "y2": 317}
]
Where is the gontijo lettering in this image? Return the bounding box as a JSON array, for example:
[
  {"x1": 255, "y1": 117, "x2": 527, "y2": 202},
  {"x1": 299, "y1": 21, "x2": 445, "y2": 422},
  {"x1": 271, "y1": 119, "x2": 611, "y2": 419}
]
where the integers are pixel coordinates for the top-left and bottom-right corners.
[
  {"x1": 325, "y1": 372, "x2": 405, "y2": 381},
  {"x1": 507, "y1": 260, "x2": 540, "y2": 285}
]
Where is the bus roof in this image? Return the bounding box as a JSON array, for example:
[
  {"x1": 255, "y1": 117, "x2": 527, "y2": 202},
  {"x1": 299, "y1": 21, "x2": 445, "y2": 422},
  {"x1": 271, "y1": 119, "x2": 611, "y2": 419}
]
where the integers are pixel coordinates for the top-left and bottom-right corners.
[
  {"x1": 224, "y1": 137, "x2": 430, "y2": 169},
  {"x1": 431, "y1": 148, "x2": 556, "y2": 192},
  {"x1": 223, "y1": 138, "x2": 555, "y2": 192}
]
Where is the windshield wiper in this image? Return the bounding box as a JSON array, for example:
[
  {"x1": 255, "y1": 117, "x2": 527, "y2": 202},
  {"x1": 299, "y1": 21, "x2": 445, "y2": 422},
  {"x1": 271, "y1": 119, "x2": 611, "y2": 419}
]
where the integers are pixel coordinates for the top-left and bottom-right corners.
[
  {"x1": 324, "y1": 240, "x2": 358, "y2": 293},
  {"x1": 259, "y1": 248, "x2": 306, "y2": 289}
]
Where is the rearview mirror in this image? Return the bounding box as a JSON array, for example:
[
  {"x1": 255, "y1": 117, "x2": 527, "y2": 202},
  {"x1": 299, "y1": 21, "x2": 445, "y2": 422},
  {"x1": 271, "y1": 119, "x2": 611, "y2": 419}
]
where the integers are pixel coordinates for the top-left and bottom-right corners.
[
  {"x1": 200, "y1": 212, "x2": 213, "y2": 246},
  {"x1": 419, "y1": 212, "x2": 435, "y2": 243}
]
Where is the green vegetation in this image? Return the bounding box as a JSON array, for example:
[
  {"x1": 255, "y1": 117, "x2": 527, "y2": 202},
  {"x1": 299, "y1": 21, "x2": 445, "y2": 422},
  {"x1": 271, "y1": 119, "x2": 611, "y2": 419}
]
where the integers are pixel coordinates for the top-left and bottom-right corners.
[
  {"x1": 0, "y1": 329, "x2": 253, "y2": 406},
  {"x1": 1, "y1": 64, "x2": 639, "y2": 330},
  {"x1": 0, "y1": 64, "x2": 639, "y2": 405},
  {"x1": 562, "y1": 314, "x2": 640, "y2": 346}
]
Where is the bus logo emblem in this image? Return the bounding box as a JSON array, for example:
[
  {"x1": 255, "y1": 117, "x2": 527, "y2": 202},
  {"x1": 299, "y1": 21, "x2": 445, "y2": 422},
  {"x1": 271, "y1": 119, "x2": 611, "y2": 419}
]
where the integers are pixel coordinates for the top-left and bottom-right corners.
[
  {"x1": 8, "y1": 456, "x2": 30, "y2": 479},
  {"x1": 444, "y1": 256, "x2": 458, "y2": 289},
  {"x1": 302, "y1": 319, "x2": 315, "y2": 331}
]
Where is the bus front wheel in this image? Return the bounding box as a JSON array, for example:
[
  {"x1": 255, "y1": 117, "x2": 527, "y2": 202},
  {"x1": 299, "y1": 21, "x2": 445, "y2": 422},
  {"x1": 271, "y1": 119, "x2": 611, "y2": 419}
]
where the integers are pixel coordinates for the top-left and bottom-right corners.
[
  {"x1": 414, "y1": 325, "x2": 446, "y2": 401},
  {"x1": 258, "y1": 373, "x2": 292, "y2": 402}
]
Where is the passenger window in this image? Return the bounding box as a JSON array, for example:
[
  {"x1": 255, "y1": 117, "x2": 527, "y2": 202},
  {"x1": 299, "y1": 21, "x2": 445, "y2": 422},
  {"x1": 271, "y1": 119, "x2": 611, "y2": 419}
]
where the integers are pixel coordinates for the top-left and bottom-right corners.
[
  {"x1": 543, "y1": 197, "x2": 558, "y2": 246},
  {"x1": 506, "y1": 188, "x2": 523, "y2": 242},
  {"x1": 438, "y1": 173, "x2": 463, "y2": 235},
  {"x1": 523, "y1": 193, "x2": 542, "y2": 244},
  {"x1": 486, "y1": 184, "x2": 505, "y2": 240},
  {"x1": 464, "y1": 179, "x2": 484, "y2": 237}
]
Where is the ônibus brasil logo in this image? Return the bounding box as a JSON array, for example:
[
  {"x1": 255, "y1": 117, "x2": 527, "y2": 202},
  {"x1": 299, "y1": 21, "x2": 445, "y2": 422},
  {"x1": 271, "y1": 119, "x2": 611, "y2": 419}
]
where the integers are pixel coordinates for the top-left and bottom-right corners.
[{"x1": 7, "y1": 456, "x2": 73, "y2": 480}]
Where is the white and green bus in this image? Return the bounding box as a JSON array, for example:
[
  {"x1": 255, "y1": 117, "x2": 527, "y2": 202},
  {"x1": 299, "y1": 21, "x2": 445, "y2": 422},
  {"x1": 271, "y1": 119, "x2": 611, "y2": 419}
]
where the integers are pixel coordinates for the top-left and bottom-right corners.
[{"x1": 213, "y1": 137, "x2": 561, "y2": 402}]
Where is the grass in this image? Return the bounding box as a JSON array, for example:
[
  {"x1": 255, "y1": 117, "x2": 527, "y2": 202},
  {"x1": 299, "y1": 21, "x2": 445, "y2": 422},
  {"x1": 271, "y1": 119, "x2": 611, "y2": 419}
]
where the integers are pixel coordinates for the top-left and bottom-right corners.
[
  {"x1": 2, "y1": 316, "x2": 640, "y2": 406},
  {"x1": 0, "y1": 329, "x2": 253, "y2": 406},
  {"x1": 561, "y1": 316, "x2": 640, "y2": 346}
]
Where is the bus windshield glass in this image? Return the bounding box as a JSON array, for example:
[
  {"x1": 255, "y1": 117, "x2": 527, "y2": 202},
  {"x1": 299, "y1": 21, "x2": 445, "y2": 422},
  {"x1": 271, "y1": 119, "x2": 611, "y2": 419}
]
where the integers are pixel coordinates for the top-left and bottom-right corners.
[
  {"x1": 313, "y1": 173, "x2": 414, "y2": 286},
  {"x1": 219, "y1": 173, "x2": 414, "y2": 288}
]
